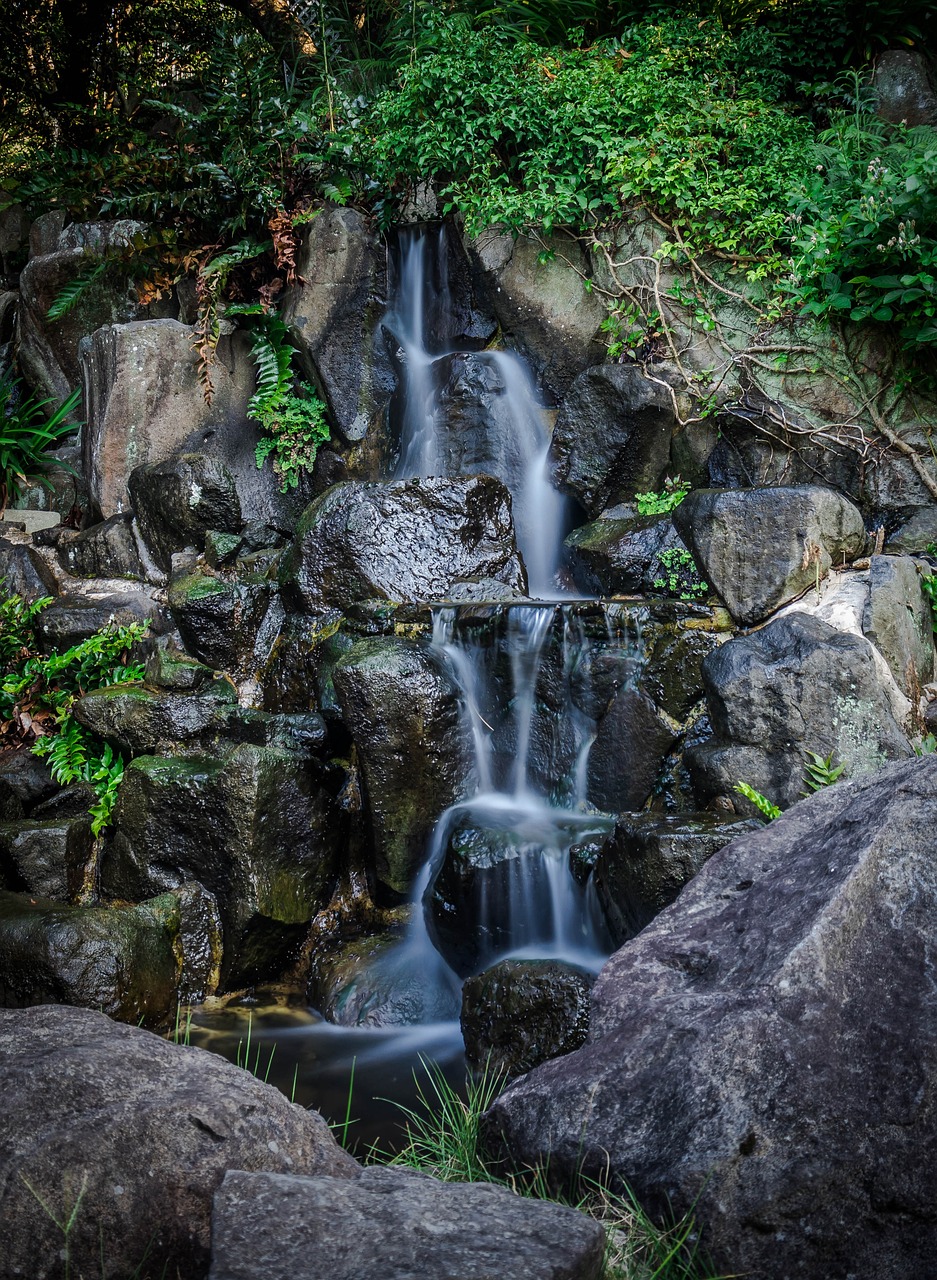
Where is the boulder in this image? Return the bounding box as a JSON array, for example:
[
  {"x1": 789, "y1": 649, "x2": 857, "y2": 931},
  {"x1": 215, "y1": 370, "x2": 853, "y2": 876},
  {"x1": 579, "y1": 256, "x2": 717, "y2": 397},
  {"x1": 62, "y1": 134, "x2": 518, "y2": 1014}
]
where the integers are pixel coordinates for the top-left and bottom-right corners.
[
  {"x1": 886, "y1": 505, "x2": 937, "y2": 553},
  {"x1": 209, "y1": 1166, "x2": 605, "y2": 1280},
  {"x1": 0, "y1": 815, "x2": 93, "y2": 900},
  {"x1": 483, "y1": 755, "x2": 937, "y2": 1280},
  {"x1": 17, "y1": 219, "x2": 151, "y2": 404},
  {"x1": 0, "y1": 752, "x2": 58, "y2": 821},
  {"x1": 56, "y1": 513, "x2": 145, "y2": 580},
  {"x1": 463, "y1": 228, "x2": 607, "y2": 399},
  {"x1": 281, "y1": 476, "x2": 526, "y2": 610},
  {"x1": 332, "y1": 639, "x2": 471, "y2": 895},
  {"x1": 80, "y1": 319, "x2": 304, "y2": 525},
  {"x1": 862, "y1": 554, "x2": 936, "y2": 695},
  {"x1": 0, "y1": 536, "x2": 60, "y2": 600},
  {"x1": 874, "y1": 50, "x2": 937, "y2": 126},
  {"x1": 34, "y1": 587, "x2": 169, "y2": 650},
  {"x1": 0, "y1": 889, "x2": 180, "y2": 1022},
  {"x1": 565, "y1": 511, "x2": 685, "y2": 596},
  {"x1": 168, "y1": 564, "x2": 281, "y2": 676},
  {"x1": 104, "y1": 745, "x2": 339, "y2": 985},
  {"x1": 0, "y1": 1005, "x2": 355, "y2": 1280},
  {"x1": 587, "y1": 686, "x2": 678, "y2": 812},
  {"x1": 673, "y1": 486, "x2": 867, "y2": 626},
  {"x1": 461, "y1": 959, "x2": 593, "y2": 1080},
  {"x1": 594, "y1": 812, "x2": 760, "y2": 946},
  {"x1": 281, "y1": 205, "x2": 392, "y2": 446},
  {"x1": 130, "y1": 453, "x2": 242, "y2": 572},
  {"x1": 688, "y1": 611, "x2": 911, "y2": 812},
  {"x1": 550, "y1": 365, "x2": 676, "y2": 519}
]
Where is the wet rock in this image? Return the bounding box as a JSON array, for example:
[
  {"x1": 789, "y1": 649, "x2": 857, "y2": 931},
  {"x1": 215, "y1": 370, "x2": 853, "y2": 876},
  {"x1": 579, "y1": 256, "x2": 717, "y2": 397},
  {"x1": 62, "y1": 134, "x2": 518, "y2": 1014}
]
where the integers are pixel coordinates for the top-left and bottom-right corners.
[
  {"x1": 483, "y1": 755, "x2": 937, "y2": 1280},
  {"x1": 862, "y1": 555, "x2": 936, "y2": 695},
  {"x1": 104, "y1": 745, "x2": 339, "y2": 985},
  {"x1": 463, "y1": 227, "x2": 607, "y2": 399},
  {"x1": 461, "y1": 959, "x2": 593, "y2": 1080},
  {"x1": 209, "y1": 1166, "x2": 604, "y2": 1280},
  {"x1": 0, "y1": 752, "x2": 58, "y2": 821},
  {"x1": 282, "y1": 205, "x2": 391, "y2": 446},
  {"x1": 689, "y1": 611, "x2": 911, "y2": 812},
  {"x1": 17, "y1": 219, "x2": 151, "y2": 404},
  {"x1": 81, "y1": 319, "x2": 303, "y2": 525},
  {"x1": 130, "y1": 453, "x2": 242, "y2": 572},
  {"x1": 674, "y1": 486, "x2": 867, "y2": 626},
  {"x1": 594, "y1": 812, "x2": 760, "y2": 946},
  {"x1": 643, "y1": 623, "x2": 724, "y2": 723},
  {"x1": 0, "y1": 889, "x2": 179, "y2": 1022},
  {"x1": 587, "y1": 687, "x2": 678, "y2": 812},
  {"x1": 168, "y1": 565, "x2": 279, "y2": 676},
  {"x1": 56, "y1": 512, "x2": 145, "y2": 579},
  {"x1": 204, "y1": 530, "x2": 244, "y2": 568},
  {"x1": 886, "y1": 505, "x2": 937, "y2": 553},
  {"x1": 34, "y1": 587, "x2": 169, "y2": 650},
  {"x1": 144, "y1": 640, "x2": 217, "y2": 692},
  {"x1": 0, "y1": 535, "x2": 60, "y2": 600},
  {"x1": 0, "y1": 815, "x2": 93, "y2": 901},
  {"x1": 874, "y1": 50, "x2": 937, "y2": 126},
  {"x1": 706, "y1": 408, "x2": 864, "y2": 503},
  {"x1": 0, "y1": 1005, "x2": 356, "y2": 1280},
  {"x1": 333, "y1": 639, "x2": 470, "y2": 895},
  {"x1": 282, "y1": 476, "x2": 525, "y2": 610},
  {"x1": 550, "y1": 365, "x2": 676, "y2": 518},
  {"x1": 565, "y1": 510, "x2": 685, "y2": 595}
]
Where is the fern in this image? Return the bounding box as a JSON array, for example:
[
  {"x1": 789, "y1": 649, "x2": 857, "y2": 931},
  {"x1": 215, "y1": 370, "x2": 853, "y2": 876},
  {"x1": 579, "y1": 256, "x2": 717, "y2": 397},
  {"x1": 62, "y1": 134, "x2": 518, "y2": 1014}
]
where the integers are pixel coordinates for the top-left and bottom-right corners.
[{"x1": 46, "y1": 261, "x2": 108, "y2": 322}]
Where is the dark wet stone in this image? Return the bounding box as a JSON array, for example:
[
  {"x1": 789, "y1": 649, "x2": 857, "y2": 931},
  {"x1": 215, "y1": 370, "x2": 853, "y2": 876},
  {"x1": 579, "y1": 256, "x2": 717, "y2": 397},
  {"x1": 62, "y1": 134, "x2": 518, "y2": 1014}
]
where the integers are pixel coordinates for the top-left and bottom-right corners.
[
  {"x1": 0, "y1": 536, "x2": 60, "y2": 600},
  {"x1": 168, "y1": 565, "x2": 280, "y2": 677},
  {"x1": 461, "y1": 959, "x2": 593, "y2": 1080},
  {"x1": 0, "y1": 1005, "x2": 356, "y2": 1280},
  {"x1": 35, "y1": 589, "x2": 169, "y2": 650},
  {"x1": 0, "y1": 752, "x2": 57, "y2": 822},
  {"x1": 209, "y1": 1166, "x2": 604, "y2": 1280},
  {"x1": 885, "y1": 506, "x2": 937, "y2": 554},
  {"x1": 56, "y1": 513, "x2": 144, "y2": 580},
  {"x1": 483, "y1": 755, "x2": 937, "y2": 1280},
  {"x1": 565, "y1": 511, "x2": 684, "y2": 595},
  {"x1": 0, "y1": 815, "x2": 93, "y2": 901},
  {"x1": 130, "y1": 453, "x2": 242, "y2": 573},
  {"x1": 587, "y1": 687, "x2": 678, "y2": 812}
]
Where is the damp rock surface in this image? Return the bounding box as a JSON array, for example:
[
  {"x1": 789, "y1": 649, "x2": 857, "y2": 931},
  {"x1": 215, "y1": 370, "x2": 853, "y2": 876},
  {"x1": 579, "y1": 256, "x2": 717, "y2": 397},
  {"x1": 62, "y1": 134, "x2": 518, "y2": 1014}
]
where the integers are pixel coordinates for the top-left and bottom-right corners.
[
  {"x1": 483, "y1": 754, "x2": 937, "y2": 1280},
  {"x1": 0, "y1": 1005, "x2": 356, "y2": 1280},
  {"x1": 208, "y1": 1166, "x2": 605, "y2": 1280}
]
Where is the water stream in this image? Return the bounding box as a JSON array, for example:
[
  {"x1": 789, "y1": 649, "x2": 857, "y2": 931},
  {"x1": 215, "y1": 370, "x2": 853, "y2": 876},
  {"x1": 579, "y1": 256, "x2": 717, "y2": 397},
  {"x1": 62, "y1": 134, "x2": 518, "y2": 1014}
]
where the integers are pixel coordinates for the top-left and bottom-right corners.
[{"x1": 190, "y1": 225, "x2": 630, "y2": 1144}]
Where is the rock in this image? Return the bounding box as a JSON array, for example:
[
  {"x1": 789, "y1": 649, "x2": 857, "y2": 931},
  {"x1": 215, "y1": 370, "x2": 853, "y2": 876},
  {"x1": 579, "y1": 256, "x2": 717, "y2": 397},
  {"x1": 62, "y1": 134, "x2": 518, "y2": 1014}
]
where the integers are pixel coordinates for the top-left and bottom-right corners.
[
  {"x1": 144, "y1": 640, "x2": 216, "y2": 692},
  {"x1": 0, "y1": 536, "x2": 60, "y2": 600},
  {"x1": 862, "y1": 555, "x2": 936, "y2": 695},
  {"x1": 104, "y1": 745, "x2": 339, "y2": 985},
  {"x1": 925, "y1": 698, "x2": 937, "y2": 735},
  {"x1": 168, "y1": 565, "x2": 280, "y2": 676},
  {"x1": 594, "y1": 812, "x2": 760, "y2": 946},
  {"x1": 0, "y1": 889, "x2": 180, "y2": 1021},
  {"x1": 461, "y1": 959, "x2": 593, "y2": 1080},
  {"x1": 0, "y1": 815, "x2": 94, "y2": 900},
  {"x1": 642, "y1": 620, "x2": 725, "y2": 722},
  {"x1": 886, "y1": 505, "x2": 937, "y2": 553},
  {"x1": 673, "y1": 486, "x2": 867, "y2": 626},
  {"x1": 0, "y1": 1004, "x2": 355, "y2": 1280},
  {"x1": 208, "y1": 1166, "x2": 605, "y2": 1280},
  {"x1": 281, "y1": 205, "x2": 391, "y2": 446},
  {"x1": 282, "y1": 476, "x2": 525, "y2": 610},
  {"x1": 688, "y1": 610, "x2": 912, "y2": 812},
  {"x1": 56, "y1": 513, "x2": 145, "y2": 579},
  {"x1": 464, "y1": 228, "x2": 607, "y2": 399},
  {"x1": 587, "y1": 687, "x2": 678, "y2": 812},
  {"x1": 130, "y1": 453, "x2": 242, "y2": 572},
  {"x1": 34, "y1": 587, "x2": 168, "y2": 650},
  {"x1": 0, "y1": 752, "x2": 58, "y2": 821},
  {"x1": 80, "y1": 319, "x2": 303, "y2": 525},
  {"x1": 483, "y1": 755, "x2": 937, "y2": 1280},
  {"x1": 550, "y1": 365, "x2": 676, "y2": 519},
  {"x1": 565, "y1": 511, "x2": 685, "y2": 595},
  {"x1": 17, "y1": 219, "x2": 150, "y2": 404},
  {"x1": 874, "y1": 50, "x2": 937, "y2": 126},
  {"x1": 332, "y1": 639, "x2": 471, "y2": 895}
]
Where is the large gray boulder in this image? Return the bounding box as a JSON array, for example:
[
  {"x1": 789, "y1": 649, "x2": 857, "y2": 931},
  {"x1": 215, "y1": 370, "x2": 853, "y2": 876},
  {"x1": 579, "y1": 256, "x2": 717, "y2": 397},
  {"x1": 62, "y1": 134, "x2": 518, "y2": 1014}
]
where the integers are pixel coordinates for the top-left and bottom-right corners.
[
  {"x1": 550, "y1": 365, "x2": 676, "y2": 518},
  {"x1": 332, "y1": 639, "x2": 471, "y2": 895},
  {"x1": 0, "y1": 1005, "x2": 356, "y2": 1280},
  {"x1": 483, "y1": 754, "x2": 937, "y2": 1280},
  {"x1": 674, "y1": 485, "x2": 867, "y2": 627},
  {"x1": 874, "y1": 49, "x2": 937, "y2": 126},
  {"x1": 209, "y1": 1166, "x2": 605, "y2": 1280},
  {"x1": 80, "y1": 319, "x2": 303, "y2": 526},
  {"x1": 281, "y1": 476, "x2": 526, "y2": 610},
  {"x1": 463, "y1": 228, "x2": 607, "y2": 399},
  {"x1": 689, "y1": 610, "x2": 911, "y2": 811}
]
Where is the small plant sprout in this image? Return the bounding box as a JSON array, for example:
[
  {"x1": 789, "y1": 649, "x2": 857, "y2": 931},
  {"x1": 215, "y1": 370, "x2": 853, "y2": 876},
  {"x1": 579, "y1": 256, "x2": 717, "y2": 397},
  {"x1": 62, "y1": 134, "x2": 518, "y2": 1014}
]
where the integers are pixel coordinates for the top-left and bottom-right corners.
[
  {"x1": 802, "y1": 750, "x2": 845, "y2": 793},
  {"x1": 734, "y1": 782, "x2": 781, "y2": 821}
]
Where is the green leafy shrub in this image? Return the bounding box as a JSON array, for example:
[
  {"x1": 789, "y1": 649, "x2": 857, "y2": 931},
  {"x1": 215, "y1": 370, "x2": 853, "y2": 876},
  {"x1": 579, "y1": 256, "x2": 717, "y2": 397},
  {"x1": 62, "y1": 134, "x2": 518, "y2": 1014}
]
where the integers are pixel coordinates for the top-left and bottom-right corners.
[
  {"x1": 635, "y1": 477, "x2": 690, "y2": 516},
  {"x1": 0, "y1": 377, "x2": 80, "y2": 514},
  {"x1": 651, "y1": 547, "x2": 708, "y2": 600},
  {"x1": 0, "y1": 593, "x2": 146, "y2": 836}
]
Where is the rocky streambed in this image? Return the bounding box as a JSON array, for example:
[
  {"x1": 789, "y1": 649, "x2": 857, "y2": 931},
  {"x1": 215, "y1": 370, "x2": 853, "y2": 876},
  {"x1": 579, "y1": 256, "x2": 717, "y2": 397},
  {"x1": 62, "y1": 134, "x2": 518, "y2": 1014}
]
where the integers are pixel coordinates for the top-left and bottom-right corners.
[{"x1": 0, "y1": 207, "x2": 936, "y2": 1277}]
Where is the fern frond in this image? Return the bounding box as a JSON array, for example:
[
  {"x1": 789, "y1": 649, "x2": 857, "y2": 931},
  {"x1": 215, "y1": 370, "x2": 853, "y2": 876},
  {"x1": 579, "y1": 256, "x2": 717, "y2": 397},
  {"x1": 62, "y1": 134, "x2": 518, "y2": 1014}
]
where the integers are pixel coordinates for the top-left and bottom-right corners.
[{"x1": 46, "y1": 262, "x2": 108, "y2": 322}]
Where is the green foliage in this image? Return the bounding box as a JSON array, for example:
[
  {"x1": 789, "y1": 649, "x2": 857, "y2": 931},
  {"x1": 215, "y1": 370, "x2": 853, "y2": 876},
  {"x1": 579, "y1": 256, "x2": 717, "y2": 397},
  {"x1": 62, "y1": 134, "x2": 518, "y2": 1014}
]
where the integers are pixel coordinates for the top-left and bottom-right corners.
[
  {"x1": 652, "y1": 547, "x2": 708, "y2": 600},
  {"x1": 802, "y1": 749, "x2": 846, "y2": 792},
  {"x1": 734, "y1": 781, "x2": 781, "y2": 820},
  {"x1": 0, "y1": 591, "x2": 145, "y2": 835},
  {"x1": 635, "y1": 477, "x2": 690, "y2": 516},
  {"x1": 0, "y1": 377, "x2": 80, "y2": 513},
  {"x1": 914, "y1": 732, "x2": 937, "y2": 756},
  {"x1": 45, "y1": 262, "x2": 109, "y2": 322},
  {"x1": 921, "y1": 566, "x2": 937, "y2": 631}
]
